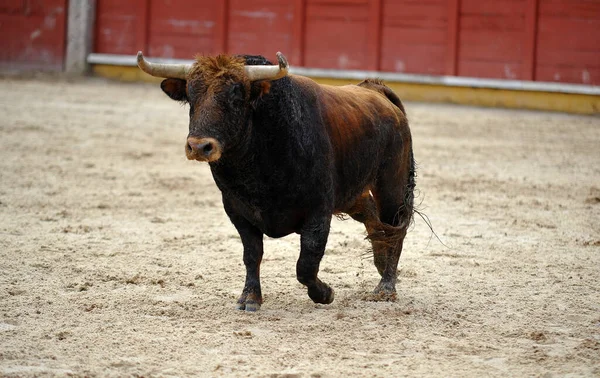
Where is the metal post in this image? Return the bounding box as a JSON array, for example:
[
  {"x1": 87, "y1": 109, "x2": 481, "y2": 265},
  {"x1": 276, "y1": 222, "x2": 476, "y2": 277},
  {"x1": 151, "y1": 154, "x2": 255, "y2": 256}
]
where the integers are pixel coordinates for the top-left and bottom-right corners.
[{"x1": 65, "y1": 0, "x2": 96, "y2": 74}]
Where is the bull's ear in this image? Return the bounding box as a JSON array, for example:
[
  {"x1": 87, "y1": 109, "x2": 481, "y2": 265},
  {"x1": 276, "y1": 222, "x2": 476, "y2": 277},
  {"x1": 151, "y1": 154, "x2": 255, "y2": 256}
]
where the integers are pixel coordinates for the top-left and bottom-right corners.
[{"x1": 161, "y1": 79, "x2": 187, "y2": 102}]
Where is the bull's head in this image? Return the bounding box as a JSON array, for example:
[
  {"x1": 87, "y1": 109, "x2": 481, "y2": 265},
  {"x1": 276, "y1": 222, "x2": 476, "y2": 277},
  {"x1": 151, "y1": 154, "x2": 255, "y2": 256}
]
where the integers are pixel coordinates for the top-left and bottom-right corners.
[{"x1": 137, "y1": 51, "x2": 289, "y2": 163}]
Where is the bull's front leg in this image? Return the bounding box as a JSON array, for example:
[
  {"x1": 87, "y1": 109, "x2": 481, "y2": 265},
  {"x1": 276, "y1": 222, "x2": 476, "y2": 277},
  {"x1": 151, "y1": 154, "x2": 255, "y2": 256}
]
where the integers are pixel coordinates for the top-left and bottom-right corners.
[
  {"x1": 236, "y1": 224, "x2": 264, "y2": 311},
  {"x1": 223, "y1": 199, "x2": 264, "y2": 312},
  {"x1": 297, "y1": 214, "x2": 334, "y2": 304}
]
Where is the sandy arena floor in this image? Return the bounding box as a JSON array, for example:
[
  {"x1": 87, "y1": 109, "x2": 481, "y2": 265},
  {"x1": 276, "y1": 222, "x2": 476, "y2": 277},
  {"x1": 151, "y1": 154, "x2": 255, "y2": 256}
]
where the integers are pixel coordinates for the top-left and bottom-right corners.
[{"x1": 0, "y1": 76, "x2": 599, "y2": 377}]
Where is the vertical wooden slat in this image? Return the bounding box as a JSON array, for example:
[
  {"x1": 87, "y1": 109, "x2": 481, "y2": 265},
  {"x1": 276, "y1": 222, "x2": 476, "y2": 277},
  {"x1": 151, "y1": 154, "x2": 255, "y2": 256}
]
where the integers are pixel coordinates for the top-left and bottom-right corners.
[
  {"x1": 446, "y1": 0, "x2": 460, "y2": 76},
  {"x1": 522, "y1": 0, "x2": 538, "y2": 81},
  {"x1": 366, "y1": 0, "x2": 382, "y2": 71},
  {"x1": 292, "y1": 0, "x2": 305, "y2": 66},
  {"x1": 215, "y1": 0, "x2": 229, "y2": 53},
  {"x1": 135, "y1": 0, "x2": 149, "y2": 54}
]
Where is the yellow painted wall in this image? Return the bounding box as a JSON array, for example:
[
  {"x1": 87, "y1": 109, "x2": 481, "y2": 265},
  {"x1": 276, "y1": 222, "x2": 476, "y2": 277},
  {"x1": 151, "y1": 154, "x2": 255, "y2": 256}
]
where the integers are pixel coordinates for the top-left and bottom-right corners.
[{"x1": 92, "y1": 65, "x2": 600, "y2": 115}]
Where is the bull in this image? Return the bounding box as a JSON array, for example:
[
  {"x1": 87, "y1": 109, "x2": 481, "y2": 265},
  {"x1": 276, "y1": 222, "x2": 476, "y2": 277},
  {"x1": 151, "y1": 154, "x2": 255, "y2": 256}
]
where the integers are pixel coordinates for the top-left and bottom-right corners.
[{"x1": 137, "y1": 51, "x2": 415, "y2": 311}]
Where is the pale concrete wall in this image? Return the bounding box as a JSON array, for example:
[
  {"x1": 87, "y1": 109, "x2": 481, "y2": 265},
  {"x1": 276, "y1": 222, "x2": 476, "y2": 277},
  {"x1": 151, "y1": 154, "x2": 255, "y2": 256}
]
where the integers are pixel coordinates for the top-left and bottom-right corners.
[{"x1": 65, "y1": 0, "x2": 96, "y2": 74}]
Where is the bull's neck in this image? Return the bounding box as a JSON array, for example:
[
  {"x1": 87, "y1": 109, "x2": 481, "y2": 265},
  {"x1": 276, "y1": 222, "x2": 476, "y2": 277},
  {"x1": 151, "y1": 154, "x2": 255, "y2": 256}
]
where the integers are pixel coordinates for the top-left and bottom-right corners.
[
  {"x1": 214, "y1": 117, "x2": 255, "y2": 168},
  {"x1": 209, "y1": 112, "x2": 290, "y2": 185}
]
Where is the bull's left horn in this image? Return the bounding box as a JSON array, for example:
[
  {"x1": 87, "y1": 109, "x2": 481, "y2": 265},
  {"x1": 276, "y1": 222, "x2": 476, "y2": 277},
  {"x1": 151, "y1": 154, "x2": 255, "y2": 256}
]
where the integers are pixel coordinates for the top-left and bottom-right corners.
[
  {"x1": 137, "y1": 51, "x2": 191, "y2": 80},
  {"x1": 244, "y1": 52, "x2": 289, "y2": 81}
]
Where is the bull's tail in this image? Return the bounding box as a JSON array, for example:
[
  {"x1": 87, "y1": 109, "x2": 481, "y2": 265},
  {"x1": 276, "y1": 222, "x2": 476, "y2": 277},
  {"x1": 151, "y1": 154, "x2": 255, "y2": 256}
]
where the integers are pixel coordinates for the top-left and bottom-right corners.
[{"x1": 357, "y1": 79, "x2": 406, "y2": 116}]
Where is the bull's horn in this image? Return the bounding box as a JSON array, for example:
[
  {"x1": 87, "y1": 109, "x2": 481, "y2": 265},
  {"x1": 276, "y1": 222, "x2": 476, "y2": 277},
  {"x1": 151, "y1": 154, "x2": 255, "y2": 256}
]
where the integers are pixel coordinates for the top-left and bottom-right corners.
[
  {"x1": 137, "y1": 51, "x2": 191, "y2": 80},
  {"x1": 244, "y1": 52, "x2": 289, "y2": 81}
]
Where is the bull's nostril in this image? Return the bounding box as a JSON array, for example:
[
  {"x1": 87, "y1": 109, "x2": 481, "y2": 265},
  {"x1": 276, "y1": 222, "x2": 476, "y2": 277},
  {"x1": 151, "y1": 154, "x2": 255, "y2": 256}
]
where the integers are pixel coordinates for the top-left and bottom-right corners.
[
  {"x1": 202, "y1": 143, "x2": 213, "y2": 155},
  {"x1": 187, "y1": 138, "x2": 219, "y2": 161}
]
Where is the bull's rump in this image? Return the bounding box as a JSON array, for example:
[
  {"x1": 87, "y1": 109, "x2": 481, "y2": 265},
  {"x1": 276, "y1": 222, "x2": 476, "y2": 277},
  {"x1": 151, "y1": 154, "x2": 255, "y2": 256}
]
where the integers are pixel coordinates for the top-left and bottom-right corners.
[{"x1": 292, "y1": 76, "x2": 409, "y2": 211}]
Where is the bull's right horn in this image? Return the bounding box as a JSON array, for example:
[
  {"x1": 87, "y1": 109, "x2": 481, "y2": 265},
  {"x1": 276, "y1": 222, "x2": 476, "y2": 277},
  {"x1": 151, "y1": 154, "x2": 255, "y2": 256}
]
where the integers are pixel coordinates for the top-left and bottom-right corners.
[
  {"x1": 137, "y1": 51, "x2": 191, "y2": 80},
  {"x1": 244, "y1": 52, "x2": 290, "y2": 81}
]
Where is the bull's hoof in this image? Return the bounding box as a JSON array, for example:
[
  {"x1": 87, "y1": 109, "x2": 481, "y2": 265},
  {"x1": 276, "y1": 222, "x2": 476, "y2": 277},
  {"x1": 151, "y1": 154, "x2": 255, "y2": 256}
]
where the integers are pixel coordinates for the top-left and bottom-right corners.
[
  {"x1": 236, "y1": 299, "x2": 261, "y2": 312},
  {"x1": 364, "y1": 281, "x2": 397, "y2": 302},
  {"x1": 236, "y1": 292, "x2": 262, "y2": 312},
  {"x1": 364, "y1": 290, "x2": 397, "y2": 302},
  {"x1": 308, "y1": 284, "x2": 335, "y2": 305}
]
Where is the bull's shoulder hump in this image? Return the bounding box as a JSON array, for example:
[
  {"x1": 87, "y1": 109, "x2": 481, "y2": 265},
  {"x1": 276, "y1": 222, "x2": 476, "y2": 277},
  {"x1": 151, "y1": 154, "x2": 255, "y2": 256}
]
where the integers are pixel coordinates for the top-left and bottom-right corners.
[{"x1": 288, "y1": 74, "x2": 320, "y2": 90}]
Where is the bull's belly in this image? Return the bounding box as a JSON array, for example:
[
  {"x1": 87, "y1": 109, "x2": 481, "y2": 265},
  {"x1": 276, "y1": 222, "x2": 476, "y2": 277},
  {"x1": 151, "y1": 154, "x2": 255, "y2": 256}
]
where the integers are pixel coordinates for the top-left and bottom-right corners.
[
  {"x1": 228, "y1": 196, "x2": 306, "y2": 238},
  {"x1": 251, "y1": 210, "x2": 305, "y2": 238}
]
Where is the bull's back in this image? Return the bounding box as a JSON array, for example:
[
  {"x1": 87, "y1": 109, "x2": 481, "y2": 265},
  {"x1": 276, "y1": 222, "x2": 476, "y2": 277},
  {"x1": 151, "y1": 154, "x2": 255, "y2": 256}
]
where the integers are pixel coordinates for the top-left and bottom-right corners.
[{"x1": 290, "y1": 75, "x2": 407, "y2": 210}]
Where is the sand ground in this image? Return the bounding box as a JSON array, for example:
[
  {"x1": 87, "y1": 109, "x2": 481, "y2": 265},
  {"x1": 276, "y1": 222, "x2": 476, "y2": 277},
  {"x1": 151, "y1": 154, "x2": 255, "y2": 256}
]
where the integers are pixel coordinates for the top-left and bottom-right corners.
[{"x1": 0, "y1": 76, "x2": 599, "y2": 377}]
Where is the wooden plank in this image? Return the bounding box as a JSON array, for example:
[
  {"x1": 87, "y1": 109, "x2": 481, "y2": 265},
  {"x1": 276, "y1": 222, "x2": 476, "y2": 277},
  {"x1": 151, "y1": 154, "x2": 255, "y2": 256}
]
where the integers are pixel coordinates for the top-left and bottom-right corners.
[
  {"x1": 304, "y1": 0, "x2": 370, "y2": 69},
  {"x1": 461, "y1": 0, "x2": 527, "y2": 15},
  {"x1": 0, "y1": 0, "x2": 67, "y2": 69},
  {"x1": 536, "y1": 49, "x2": 600, "y2": 68},
  {"x1": 147, "y1": 1, "x2": 221, "y2": 58},
  {"x1": 460, "y1": 14, "x2": 525, "y2": 31},
  {"x1": 135, "y1": 0, "x2": 149, "y2": 55},
  {"x1": 379, "y1": 0, "x2": 449, "y2": 74},
  {"x1": 380, "y1": 42, "x2": 447, "y2": 74},
  {"x1": 95, "y1": 0, "x2": 143, "y2": 55},
  {"x1": 536, "y1": 65, "x2": 599, "y2": 85},
  {"x1": 458, "y1": 60, "x2": 523, "y2": 79},
  {"x1": 459, "y1": 30, "x2": 524, "y2": 62},
  {"x1": 457, "y1": 0, "x2": 531, "y2": 79},
  {"x1": 382, "y1": 1, "x2": 447, "y2": 28},
  {"x1": 366, "y1": 0, "x2": 382, "y2": 70},
  {"x1": 227, "y1": 0, "x2": 295, "y2": 58},
  {"x1": 0, "y1": 0, "x2": 25, "y2": 13},
  {"x1": 292, "y1": 0, "x2": 305, "y2": 65},
  {"x1": 382, "y1": 26, "x2": 447, "y2": 45},
  {"x1": 537, "y1": 17, "x2": 600, "y2": 51},
  {"x1": 25, "y1": 0, "x2": 66, "y2": 15},
  {"x1": 538, "y1": 0, "x2": 600, "y2": 19},
  {"x1": 95, "y1": 0, "x2": 140, "y2": 14},
  {"x1": 522, "y1": 0, "x2": 538, "y2": 81},
  {"x1": 534, "y1": 1, "x2": 600, "y2": 85},
  {"x1": 304, "y1": 18, "x2": 368, "y2": 69},
  {"x1": 149, "y1": 34, "x2": 216, "y2": 59},
  {"x1": 148, "y1": 1, "x2": 219, "y2": 36},
  {"x1": 216, "y1": 0, "x2": 228, "y2": 53},
  {"x1": 306, "y1": 3, "x2": 368, "y2": 21},
  {"x1": 308, "y1": 0, "x2": 367, "y2": 4},
  {"x1": 446, "y1": 0, "x2": 459, "y2": 75},
  {"x1": 94, "y1": 16, "x2": 138, "y2": 54}
]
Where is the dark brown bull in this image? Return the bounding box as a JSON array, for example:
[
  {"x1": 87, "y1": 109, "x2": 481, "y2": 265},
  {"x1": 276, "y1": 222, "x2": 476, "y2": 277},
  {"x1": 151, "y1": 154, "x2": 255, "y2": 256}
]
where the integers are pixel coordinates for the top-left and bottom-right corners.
[{"x1": 138, "y1": 51, "x2": 415, "y2": 311}]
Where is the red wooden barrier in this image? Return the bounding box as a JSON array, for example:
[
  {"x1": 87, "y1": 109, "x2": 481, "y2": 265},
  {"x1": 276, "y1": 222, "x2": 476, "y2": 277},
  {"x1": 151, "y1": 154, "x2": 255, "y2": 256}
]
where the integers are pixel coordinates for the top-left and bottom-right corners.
[
  {"x1": 535, "y1": 0, "x2": 600, "y2": 85},
  {"x1": 303, "y1": 0, "x2": 376, "y2": 70},
  {"x1": 381, "y1": 0, "x2": 449, "y2": 75},
  {"x1": 458, "y1": 0, "x2": 529, "y2": 80},
  {"x1": 0, "y1": 1, "x2": 595, "y2": 88},
  {"x1": 0, "y1": 0, "x2": 67, "y2": 70},
  {"x1": 2, "y1": 0, "x2": 597, "y2": 85},
  {"x1": 227, "y1": 0, "x2": 298, "y2": 62},
  {"x1": 147, "y1": 1, "x2": 226, "y2": 58}
]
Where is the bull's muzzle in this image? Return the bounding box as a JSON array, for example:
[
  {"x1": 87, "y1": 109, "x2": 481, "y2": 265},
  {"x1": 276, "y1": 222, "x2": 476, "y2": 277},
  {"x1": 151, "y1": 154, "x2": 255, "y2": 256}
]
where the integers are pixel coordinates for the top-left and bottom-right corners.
[{"x1": 186, "y1": 137, "x2": 222, "y2": 162}]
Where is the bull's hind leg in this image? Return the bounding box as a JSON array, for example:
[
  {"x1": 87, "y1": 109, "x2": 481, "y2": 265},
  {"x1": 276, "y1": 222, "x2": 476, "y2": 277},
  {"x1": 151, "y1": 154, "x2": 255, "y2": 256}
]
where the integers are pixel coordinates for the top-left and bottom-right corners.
[
  {"x1": 346, "y1": 191, "x2": 385, "y2": 275},
  {"x1": 369, "y1": 149, "x2": 415, "y2": 300},
  {"x1": 347, "y1": 191, "x2": 401, "y2": 301}
]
